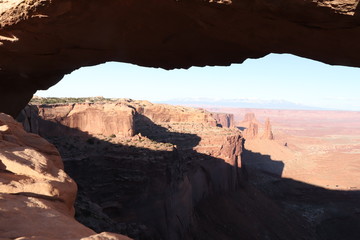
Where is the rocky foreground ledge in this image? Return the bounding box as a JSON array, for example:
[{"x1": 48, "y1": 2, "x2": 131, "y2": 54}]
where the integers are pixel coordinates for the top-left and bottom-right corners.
[{"x1": 0, "y1": 112, "x2": 131, "y2": 240}]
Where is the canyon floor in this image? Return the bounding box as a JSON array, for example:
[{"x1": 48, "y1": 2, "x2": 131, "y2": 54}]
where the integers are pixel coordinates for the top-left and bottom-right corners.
[
  {"x1": 208, "y1": 107, "x2": 360, "y2": 190},
  {"x1": 197, "y1": 107, "x2": 360, "y2": 240}
]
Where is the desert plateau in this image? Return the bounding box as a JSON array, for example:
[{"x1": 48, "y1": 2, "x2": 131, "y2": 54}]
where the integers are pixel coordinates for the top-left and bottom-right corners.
[
  {"x1": 208, "y1": 107, "x2": 360, "y2": 190},
  {"x1": 7, "y1": 97, "x2": 359, "y2": 240}
]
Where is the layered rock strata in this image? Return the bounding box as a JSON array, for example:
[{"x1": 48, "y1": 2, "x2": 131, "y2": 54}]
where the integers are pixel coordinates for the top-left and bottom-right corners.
[
  {"x1": 38, "y1": 103, "x2": 135, "y2": 137},
  {"x1": 20, "y1": 99, "x2": 243, "y2": 240}
]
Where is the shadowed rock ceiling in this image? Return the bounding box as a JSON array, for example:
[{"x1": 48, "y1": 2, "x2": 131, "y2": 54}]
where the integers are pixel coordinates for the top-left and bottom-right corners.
[{"x1": 1, "y1": 0, "x2": 360, "y2": 116}]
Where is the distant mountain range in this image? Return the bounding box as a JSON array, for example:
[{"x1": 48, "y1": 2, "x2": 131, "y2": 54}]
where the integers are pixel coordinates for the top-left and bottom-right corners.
[{"x1": 156, "y1": 98, "x2": 329, "y2": 110}]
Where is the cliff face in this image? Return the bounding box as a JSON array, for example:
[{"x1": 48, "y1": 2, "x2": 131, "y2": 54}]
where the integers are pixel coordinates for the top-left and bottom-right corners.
[
  {"x1": 22, "y1": 100, "x2": 221, "y2": 138},
  {"x1": 27, "y1": 99, "x2": 243, "y2": 174},
  {"x1": 133, "y1": 101, "x2": 218, "y2": 127},
  {"x1": 39, "y1": 103, "x2": 135, "y2": 137},
  {"x1": 211, "y1": 112, "x2": 235, "y2": 128},
  {"x1": 18, "y1": 99, "x2": 243, "y2": 240},
  {"x1": 0, "y1": 113, "x2": 129, "y2": 240},
  {"x1": 1, "y1": 0, "x2": 360, "y2": 116}
]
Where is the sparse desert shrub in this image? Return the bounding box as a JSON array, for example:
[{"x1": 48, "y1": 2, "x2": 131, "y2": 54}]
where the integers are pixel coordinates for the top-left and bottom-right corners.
[
  {"x1": 110, "y1": 134, "x2": 116, "y2": 138},
  {"x1": 30, "y1": 96, "x2": 118, "y2": 105}
]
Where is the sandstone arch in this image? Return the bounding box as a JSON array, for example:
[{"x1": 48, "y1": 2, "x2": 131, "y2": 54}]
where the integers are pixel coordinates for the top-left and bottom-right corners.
[{"x1": 1, "y1": 0, "x2": 360, "y2": 116}]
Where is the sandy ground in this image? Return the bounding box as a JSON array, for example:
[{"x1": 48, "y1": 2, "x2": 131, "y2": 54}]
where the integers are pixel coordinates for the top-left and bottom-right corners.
[{"x1": 210, "y1": 108, "x2": 360, "y2": 190}]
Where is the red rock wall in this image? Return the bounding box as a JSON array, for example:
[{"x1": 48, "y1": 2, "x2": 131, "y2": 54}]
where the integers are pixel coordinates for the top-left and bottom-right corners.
[
  {"x1": 211, "y1": 112, "x2": 235, "y2": 128},
  {"x1": 135, "y1": 102, "x2": 218, "y2": 127},
  {"x1": 17, "y1": 100, "x2": 244, "y2": 239},
  {"x1": 33, "y1": 103, "x2": 136, "y2": 137}
]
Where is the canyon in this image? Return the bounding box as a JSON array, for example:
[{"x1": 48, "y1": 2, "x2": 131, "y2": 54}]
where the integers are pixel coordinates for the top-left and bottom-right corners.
[
  {"x1": 5, "y1": 99, "x2": 359, "y2": 240},
  {"x1": 13, "y1": 99, "x2": 244, "y2": 239}
]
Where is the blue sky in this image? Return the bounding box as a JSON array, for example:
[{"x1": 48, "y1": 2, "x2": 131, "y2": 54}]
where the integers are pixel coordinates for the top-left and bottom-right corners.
[{"x1": 35, "y1": 53, "x2": 360, "y2": 111}]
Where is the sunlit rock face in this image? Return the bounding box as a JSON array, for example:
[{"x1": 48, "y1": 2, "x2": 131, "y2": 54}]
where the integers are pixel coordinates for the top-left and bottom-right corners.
[
  {"x1": 38, "y1": 103, "x2": 136, "y2": 137},
  {"x1": 1, "y1": 0, "x2": 360, "y2": 115}
]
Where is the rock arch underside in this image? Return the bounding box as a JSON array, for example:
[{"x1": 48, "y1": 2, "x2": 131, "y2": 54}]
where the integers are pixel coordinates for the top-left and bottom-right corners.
[{"x1": 1, "y1": 0, "x2": 360, "y2": 116}]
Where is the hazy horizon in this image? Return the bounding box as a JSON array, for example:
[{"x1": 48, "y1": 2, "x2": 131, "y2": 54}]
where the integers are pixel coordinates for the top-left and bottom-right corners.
[{"x1": 35, "y1": 53, "x2": 360, "y2": 111}]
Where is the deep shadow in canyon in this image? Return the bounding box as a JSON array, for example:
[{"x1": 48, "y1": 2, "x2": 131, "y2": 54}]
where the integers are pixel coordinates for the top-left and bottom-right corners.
[
  {"x1": 34, "y1": 117, "x2": 360, "y2": 240},
  {"x1": 37, "y1": 115, "x2": 241, "y2": 240}
]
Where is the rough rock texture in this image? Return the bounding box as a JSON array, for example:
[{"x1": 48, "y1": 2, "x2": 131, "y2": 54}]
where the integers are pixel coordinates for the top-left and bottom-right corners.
[
  {"x1": 24, "y1": 99, "x2": 242, "y2": 174},
  {"x1": 38, "y1": 103, "x2": 135, "y2": 137},
  {"x1": 16, "y1": 104, "x2": 40, "y2": 134},
  {"x1": 243, "y1": 122, "x2": 259, "y2": 140},
  {"x1": 0, "y1": 113, "x2": 130, "y2": 240},
  {"x1": 133, "y1": 101, "x2": 218, "y2": 127},
  {"x1": 20, "y1": 100, "x2": 243, "y2": 240},
  {"x1": 211, "y1": 112, "x2": 234, "y2": 128},
  {"x1": 17, "y1": 103, "x2": 135, "y2": 137},
  {"x1": 24, "y1": 100, "x2": 219, "y2": 138},
  {"x1": 261, "y1": 118, "x2": 274, "y2": 140},
  {"x1": 1, "y1": 0, "x2": 360, "y2": 116}
]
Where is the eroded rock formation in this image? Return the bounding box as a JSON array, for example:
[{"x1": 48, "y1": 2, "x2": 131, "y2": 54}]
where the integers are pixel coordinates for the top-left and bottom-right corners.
[
  {"x1": 18, "y1": 99, "x2": 243, "y2": 239},
  {"x1": 261, "y1": 118, "x2": 274, "y2": 140},
  {"x1": 1, "y1": 0, "x2": 360, "y2": 116},
  {"x1": 238, "y1": 113, "x2": 274, "y2": 140},
  {"x1": 211, "y1": 112, "x2": 234, "y2": 128},
  {"x1": 243, "y1": 121, "x2": 259, "y2": 140},
  {"x1": 0, "y1": 113, "x2": 130, "y2": 240}
]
